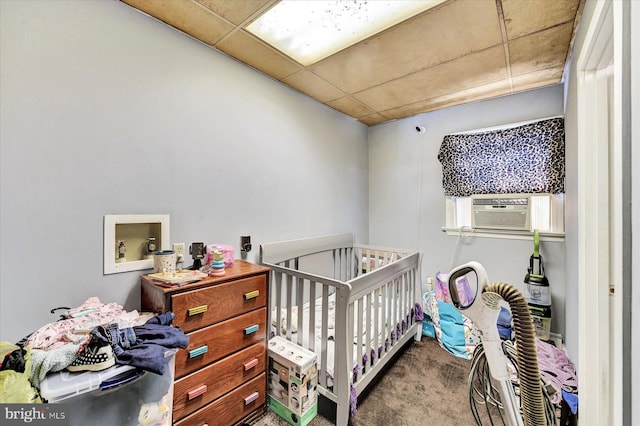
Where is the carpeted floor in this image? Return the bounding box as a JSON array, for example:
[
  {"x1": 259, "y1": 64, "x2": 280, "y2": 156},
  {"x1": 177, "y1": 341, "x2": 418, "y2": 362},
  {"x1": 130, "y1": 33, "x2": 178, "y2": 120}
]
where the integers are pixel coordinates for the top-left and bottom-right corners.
[{"x1": 253, "y1": 337, "x2": 478, "y2": 426}]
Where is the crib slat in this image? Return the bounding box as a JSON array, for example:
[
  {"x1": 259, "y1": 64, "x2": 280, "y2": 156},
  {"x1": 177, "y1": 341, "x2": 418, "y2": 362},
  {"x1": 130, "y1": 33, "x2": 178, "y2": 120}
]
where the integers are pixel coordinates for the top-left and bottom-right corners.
[
  {"x1": 345, "y1": 296, "x2": 354, "y2": 382},
  {"x1": 373, "y1": 288, "x2": 380, "y2": 365},
  {"x1": 400, "y1": 277, "x2": 404, "y2": 336},
  {"x1": 296, "y1": 276, "x2": 304, "y2": 347},
  {"x1": 320, "y1": 285, "x2": 329, "y2": 389},
  {"x1": 394, "y1": 278, "x2": 398, "y2": 345},
  {"x1": 339, "y1": 247, "x2": 349, "y2": 281},
  {"x1": 408, "y1": 271, "x2": 413, "y2": 324},
  {"x1": 309, "y1": 280, "x2": 316, "y2": 353},
  {"x1": 274, "y1": 270, "x2": 282, "y2": 337},
  {"x1": 393, "y1": 278, "x2": 399, "y2": 343},
  {"x1": 285, "y1": 260, "x2": 294, "y2": 341},
  {"x1": 356, "y1": 297, "x2": 363, "y2": 381},
  {"x1": 365, "y1": 292, "x2": 372, "y2": 369},
  {"x1": 382, "y1": 281, "x2": 388, "y2": 354}
]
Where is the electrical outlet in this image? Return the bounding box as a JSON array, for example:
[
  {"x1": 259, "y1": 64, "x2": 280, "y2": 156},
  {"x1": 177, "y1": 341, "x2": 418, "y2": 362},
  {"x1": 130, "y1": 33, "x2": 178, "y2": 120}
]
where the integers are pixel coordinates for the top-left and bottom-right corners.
[{"x1": 173, "y1": 243, "x2": 186, "y2": 262}]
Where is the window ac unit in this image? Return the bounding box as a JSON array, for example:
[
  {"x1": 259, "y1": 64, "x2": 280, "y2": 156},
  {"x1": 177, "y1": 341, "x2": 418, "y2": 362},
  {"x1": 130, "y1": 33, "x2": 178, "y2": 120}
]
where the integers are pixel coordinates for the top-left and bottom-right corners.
[{"x1": 472, "y1": 194, "x2": 530, "y2": 231}]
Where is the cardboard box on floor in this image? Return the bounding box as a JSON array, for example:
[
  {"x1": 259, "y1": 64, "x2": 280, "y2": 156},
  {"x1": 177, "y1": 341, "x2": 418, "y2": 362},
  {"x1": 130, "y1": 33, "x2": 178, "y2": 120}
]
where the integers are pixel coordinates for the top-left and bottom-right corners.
[{"x1": 267, "y1": 336, "x2": 318, "y2": 426}]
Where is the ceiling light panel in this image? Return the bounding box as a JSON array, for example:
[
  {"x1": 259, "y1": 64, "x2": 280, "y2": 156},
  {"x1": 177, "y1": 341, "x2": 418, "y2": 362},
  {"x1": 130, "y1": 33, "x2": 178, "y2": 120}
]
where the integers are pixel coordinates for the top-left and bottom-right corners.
[{"x1": 246, "y1": 0, "x2": 446, "y2": 66}]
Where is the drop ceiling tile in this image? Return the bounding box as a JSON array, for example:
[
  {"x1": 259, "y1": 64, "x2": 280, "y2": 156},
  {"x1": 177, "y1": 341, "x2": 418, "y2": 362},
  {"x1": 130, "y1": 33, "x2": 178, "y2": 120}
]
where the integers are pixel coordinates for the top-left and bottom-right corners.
[
  {"x1": 509, "y1": 22, "x2": 573, "y2": 76},
  {"x1": 122, "y1": 0, "x2": 234, "y2": 46},
  {"x1": 511, "y1": 67, "x2": 564, "y2": 92},
  {"x1": 216, "y1": 30, "x2": 302, "y2": 80},
  {"x1": 353, "y1": 45, "x2": 507, "y2": 112},
  {"x1": 359, "y1": 113, "x2": 390, "y2": 127},
  {"x1": 282, "y1": 71, "x2": 346, "y2": 103},
  {"x1": 326, "y1": 96, "x2": 375, "y2": 119},
  {"x1": 310, "y1": 0, "x2": 503, "y2": 94},
  {"x1": 194, "y1": 0, "x2": 273, "y2": 25},
  {"x1": 381, "y1": 78, "x2": 513, "y2": 120},
  {"x1": 502, "y1": 0, "x2": 581, "y2": 40},
  {"x1": 122, "y1": 0, "x2": 583, "y2": 126},
  {"x1": 376, "y1": 99, "x2": 434, "y2": 122}
]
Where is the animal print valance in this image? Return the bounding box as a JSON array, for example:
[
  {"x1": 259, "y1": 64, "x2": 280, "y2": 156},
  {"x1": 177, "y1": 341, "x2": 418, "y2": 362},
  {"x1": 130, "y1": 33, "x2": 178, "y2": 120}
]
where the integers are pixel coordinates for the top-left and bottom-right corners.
[{"x1": 437, "y1": 117, "x2": 565, "y2": 197}]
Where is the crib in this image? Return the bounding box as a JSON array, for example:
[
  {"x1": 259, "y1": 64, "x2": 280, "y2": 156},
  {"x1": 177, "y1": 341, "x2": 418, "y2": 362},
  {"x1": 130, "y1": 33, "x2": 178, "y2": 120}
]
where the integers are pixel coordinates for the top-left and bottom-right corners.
[{"x1": 260, "y1": 233, "x2": 423, "y2": 426}]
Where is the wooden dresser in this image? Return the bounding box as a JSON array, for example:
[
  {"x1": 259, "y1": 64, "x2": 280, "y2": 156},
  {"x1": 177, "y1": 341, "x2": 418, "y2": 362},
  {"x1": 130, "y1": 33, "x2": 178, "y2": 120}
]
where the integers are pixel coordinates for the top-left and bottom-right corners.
[{"x1": 141, "y1": 260, "x2": 269, "y2": 426}]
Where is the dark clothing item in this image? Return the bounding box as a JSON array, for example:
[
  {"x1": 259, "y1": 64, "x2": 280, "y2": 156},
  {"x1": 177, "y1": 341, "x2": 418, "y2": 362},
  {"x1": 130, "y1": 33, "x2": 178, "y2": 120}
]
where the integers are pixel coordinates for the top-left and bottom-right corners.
[
  {"x1": 131, "y1": 323, "x2": 189, "y2": 350},
  {"x1": 145, "y1": 311, "x2": 175, "y2": 326},
  {"x1": 94, "y1": 312, "x2": 188, "y2": 375},
  {"x1": 104, "y1": 324, "x2": 137, "y2": 356},
  {"x1": 0, "y1": 348, "x2": 26, "y2": 372},
  {"x1": 115, "y1": 343, "x2": 174, "y2": 375}
]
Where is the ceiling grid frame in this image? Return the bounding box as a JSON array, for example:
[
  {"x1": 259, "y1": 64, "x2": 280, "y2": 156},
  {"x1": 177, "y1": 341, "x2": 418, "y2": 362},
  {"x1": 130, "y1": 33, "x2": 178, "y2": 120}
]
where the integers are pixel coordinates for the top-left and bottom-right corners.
[{"x1": 121, "y1": 0, "x2": 584, "y2": 126}]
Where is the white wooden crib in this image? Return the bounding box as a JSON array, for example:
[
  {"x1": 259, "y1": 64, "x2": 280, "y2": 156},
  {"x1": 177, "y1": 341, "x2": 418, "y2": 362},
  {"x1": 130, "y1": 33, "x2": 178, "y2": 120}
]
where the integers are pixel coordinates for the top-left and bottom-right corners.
[{"x1": 260, "y1": 233, "x2": 422, "y2": 426}]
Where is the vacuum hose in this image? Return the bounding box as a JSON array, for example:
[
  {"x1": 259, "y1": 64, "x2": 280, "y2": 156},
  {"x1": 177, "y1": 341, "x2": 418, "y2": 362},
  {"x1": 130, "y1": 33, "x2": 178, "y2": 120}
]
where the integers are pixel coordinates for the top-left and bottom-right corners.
[{"x1": 485, "y1": 282, "x2": 546, "y2": 426}]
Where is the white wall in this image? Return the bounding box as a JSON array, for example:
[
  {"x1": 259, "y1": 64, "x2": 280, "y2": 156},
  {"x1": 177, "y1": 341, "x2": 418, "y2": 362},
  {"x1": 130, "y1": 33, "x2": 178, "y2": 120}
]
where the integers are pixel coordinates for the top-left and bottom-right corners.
[
  {"x1": 368, "y1": 85, "x2": 567, "y2": 336},
  {"x1": 0, "y1": 1, "x2": 368, "y2": 343}
]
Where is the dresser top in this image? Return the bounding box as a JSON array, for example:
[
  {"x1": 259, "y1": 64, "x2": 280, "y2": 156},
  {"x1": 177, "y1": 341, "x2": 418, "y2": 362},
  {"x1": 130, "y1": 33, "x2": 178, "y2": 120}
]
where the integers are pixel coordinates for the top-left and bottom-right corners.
[{"x1": 141, "y1": 260, "x2": 269, "y2": 294}]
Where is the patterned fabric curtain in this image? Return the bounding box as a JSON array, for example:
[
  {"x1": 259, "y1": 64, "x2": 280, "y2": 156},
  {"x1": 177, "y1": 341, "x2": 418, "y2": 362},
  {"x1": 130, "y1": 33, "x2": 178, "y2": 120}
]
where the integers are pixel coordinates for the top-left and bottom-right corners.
[{"x1": 437, "y1": 117, "x2": 565, "y2": 197}]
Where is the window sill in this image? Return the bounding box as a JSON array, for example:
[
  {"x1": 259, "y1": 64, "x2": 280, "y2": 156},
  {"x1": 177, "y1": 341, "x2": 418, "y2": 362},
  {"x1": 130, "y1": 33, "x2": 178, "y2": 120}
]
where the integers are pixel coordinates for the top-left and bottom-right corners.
[{"x1": 441, "y1": 227, "x2": 565, "y2": 242}]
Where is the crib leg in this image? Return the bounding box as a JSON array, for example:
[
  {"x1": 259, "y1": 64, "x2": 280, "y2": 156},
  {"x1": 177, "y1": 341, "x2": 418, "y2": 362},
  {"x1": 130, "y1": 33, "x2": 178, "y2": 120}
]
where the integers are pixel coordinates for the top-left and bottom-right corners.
[
  {"x1": 414, "y1": 321, "x2": 423, "y2": 341},
  {"x1": 336, "y1": 401, "x2": 350, "y2": 426}
]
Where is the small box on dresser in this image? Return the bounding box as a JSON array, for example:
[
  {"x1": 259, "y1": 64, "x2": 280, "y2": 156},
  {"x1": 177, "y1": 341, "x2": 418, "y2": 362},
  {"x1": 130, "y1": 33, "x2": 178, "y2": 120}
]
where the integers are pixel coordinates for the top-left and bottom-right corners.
[{"x1": 141, "y1": 260, "x2": 270, "y2": 426}]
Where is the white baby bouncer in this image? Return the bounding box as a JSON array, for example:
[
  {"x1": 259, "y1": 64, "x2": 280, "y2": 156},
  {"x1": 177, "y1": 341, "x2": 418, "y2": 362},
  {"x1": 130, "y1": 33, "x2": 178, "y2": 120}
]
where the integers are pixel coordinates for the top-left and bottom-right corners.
[{"x1": 447, "y1": 262, "x2": 556, "y2": 426}]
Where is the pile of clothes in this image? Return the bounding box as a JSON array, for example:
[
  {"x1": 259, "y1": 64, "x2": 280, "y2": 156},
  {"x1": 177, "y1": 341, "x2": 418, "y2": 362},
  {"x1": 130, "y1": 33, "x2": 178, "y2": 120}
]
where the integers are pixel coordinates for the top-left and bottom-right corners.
[{"x1": 0, "y1": 297, "x2": 188, "y2": 403}]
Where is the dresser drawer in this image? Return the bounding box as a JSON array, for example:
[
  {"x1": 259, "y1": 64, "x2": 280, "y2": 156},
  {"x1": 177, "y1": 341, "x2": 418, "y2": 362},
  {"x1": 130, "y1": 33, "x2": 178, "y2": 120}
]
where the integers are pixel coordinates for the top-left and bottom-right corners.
[
  {"x1": 172, "y1": 275, "x2": 266, "y2": 333},
  {"x1": 175, "y1": 308, "x2": 266, "y2": 379},
  {"x1": 174, "y1": 373, "x2": 266, "y2": 426},
  {"x1": 173, "y1": 342, "x2": 266, "y2": 421}
]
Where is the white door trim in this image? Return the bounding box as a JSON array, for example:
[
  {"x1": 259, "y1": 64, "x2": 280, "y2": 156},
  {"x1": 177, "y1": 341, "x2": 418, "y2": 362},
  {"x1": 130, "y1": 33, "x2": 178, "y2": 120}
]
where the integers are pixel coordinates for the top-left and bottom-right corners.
[{"x1": 575, "y1": 1, "x2": 617, "y2": 424}]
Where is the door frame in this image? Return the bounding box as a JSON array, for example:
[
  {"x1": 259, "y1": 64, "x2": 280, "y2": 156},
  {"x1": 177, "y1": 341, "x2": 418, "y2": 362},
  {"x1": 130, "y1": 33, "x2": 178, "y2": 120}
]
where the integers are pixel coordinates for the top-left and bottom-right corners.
[{"x1": 575, "y1": 0, "x2": 631, "y2": 424}]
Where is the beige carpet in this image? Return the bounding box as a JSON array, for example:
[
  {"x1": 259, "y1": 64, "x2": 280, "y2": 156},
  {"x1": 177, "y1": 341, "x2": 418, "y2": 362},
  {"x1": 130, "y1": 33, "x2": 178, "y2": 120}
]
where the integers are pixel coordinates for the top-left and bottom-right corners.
[{"x1": 253, "y1": 337, "x2": 478, "y2": 426}]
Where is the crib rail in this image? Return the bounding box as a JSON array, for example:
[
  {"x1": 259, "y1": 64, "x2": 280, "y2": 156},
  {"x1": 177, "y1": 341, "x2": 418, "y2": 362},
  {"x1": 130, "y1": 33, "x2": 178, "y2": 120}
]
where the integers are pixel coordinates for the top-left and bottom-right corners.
[
  {"x1": 347, "y1": 252, "x2": 421, "y2": 394},
  {"x1": 354, "y1": 243, "x2": 414, "y2": 275},
  {"x1": 266, "y1": 262, "x2": 351, "y2": 396},
  {"x1": 261, "y1": 232, "x2": 354, "y2": 266},
  {"x1": 261, "y1": 233, "x2": 422, "y2": 425}
]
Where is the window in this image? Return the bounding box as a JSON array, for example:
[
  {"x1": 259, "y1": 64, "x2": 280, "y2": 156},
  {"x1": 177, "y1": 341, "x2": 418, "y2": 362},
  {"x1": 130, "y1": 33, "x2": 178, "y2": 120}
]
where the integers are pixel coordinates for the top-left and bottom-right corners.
[
  {"x1": 439, "y1": 117, "x2": 565, "y2": 239},
  {"x1": 445, "y1": 194, "x2": 564, "y2": 235}
]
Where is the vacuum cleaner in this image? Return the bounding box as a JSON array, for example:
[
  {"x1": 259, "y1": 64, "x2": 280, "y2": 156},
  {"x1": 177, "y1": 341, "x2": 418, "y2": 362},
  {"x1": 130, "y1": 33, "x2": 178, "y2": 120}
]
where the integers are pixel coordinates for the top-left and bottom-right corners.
[
  {"x1": 524, "y1": 230, "x2": 552, "y2": 340},
  {"x1": 448, "y1": 261, "x2": 556, "y2": 426}
]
